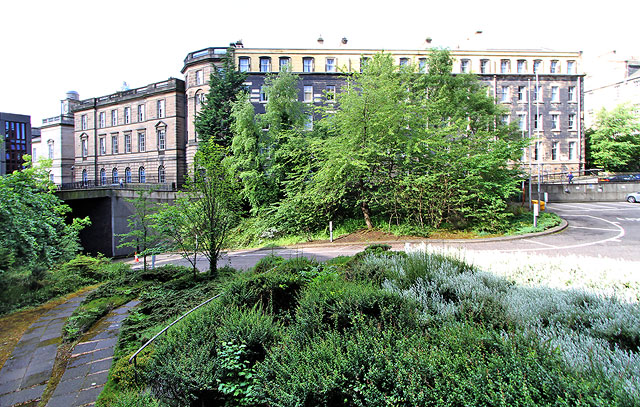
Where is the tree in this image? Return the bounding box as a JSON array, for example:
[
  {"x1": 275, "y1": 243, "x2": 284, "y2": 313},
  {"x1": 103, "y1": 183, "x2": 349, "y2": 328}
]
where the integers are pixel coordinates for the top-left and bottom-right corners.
[
  {"x1": 189, "y1": 141, "x2": 240, "y2": 277},
  {"x1": 117, "y1": 190, "x2": 160, "y2": 272},
  {"x1": 588, "y1": 104, "x2": 640, "y2": 172},
  {"x1": 0, "y1": 157, "x2": 89, "y2": 279},
  {"x1": 195, "y1": 48, "x2": 248, "y2": 147},
  {"x1": 310, "y1": 50, "x2": 525, "y2": 232}
]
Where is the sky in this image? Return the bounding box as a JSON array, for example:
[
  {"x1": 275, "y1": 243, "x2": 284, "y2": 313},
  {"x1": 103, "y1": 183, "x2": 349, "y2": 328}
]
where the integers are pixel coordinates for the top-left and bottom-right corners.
[{"x1": 1, "y1": 0, "x2": 638, "y2": 126}]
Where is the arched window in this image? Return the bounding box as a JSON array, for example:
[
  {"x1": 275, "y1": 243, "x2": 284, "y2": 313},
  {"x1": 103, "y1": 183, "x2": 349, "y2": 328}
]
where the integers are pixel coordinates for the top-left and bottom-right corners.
[
  {"x1": 158, "y1": 165, "x2": 166, "y2": 183},
  {"x1": 112, "y1": 168, "x2": 119, "y2": 184},
  {"x1": 125, "y1": 167, "x2": 132, "y2": 183},
  {"x1": 138, "y1": 166, "x2": 146, "y2": 183},
  {"x1": 82, "y1": 169, "x2": 88, "y2": 185},
  {"x1": 100, "y1": 168, "x2": 107, "y2": 185}
]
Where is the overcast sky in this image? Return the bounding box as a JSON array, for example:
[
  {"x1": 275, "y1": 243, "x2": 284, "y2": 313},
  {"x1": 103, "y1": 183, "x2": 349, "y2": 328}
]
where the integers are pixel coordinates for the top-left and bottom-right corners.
[{"x1": 1, "y1": 0, "x2": 638, "y2": 126}]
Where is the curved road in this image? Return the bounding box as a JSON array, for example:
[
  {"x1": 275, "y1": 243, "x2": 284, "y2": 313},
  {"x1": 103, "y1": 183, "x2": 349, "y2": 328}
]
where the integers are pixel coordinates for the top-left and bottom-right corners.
[{"x1": 149, "y1": 202, "x2": 640, "y2": 271}]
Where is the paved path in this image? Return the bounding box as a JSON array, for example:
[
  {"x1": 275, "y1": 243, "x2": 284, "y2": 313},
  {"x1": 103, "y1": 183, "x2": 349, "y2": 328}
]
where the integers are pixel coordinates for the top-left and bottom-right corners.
[
  {"x1": 0, "y1": 293, "x2": 90, "y2": 407},
  {"x1": 46, "y1": 300, "x2": 139, "y2": 407}
]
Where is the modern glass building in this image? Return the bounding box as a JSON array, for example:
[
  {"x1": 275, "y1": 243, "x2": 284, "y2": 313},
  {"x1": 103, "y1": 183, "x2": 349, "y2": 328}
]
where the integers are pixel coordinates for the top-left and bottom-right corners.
[{"x1": 1, "y1": 113, "x2": 32, "y2": 175}]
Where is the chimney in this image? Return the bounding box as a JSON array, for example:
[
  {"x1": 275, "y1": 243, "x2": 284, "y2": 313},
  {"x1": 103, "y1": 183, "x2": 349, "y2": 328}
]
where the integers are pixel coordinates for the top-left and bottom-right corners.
[{"x1": 317, "y1": 35, "x2": 324, "y2": 45}]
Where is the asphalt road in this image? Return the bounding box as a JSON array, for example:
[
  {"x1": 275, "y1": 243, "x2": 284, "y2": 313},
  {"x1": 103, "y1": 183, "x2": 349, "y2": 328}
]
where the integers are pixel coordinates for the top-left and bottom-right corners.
[{"x1": 145, "y1": 201, "x2": 640, "y2": 272}]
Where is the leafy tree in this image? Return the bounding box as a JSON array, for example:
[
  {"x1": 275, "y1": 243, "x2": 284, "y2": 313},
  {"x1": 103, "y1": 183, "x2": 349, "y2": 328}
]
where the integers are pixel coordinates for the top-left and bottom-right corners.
[
  {"x1": 189, "y1": 141, "x2": 240, "y2": 277},
  {"x1": 310, "y1": 50, "x2": 524, "y2": 232},
  {"x1": 0, "y1": 157, "x2": 89, "y2": 279},
  {"x1": 588, "y1": 104, "x2": 640, "y2": 172},
  {"x1": 117, "y1": 190, "x2": 160, "y2": 272},
  {"x1": 195, "y1": 48, "x2": 248, "y2": 147}
]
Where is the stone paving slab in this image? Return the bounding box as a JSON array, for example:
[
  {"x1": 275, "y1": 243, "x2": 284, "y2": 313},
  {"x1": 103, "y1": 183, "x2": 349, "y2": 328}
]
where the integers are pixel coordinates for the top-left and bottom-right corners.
[
  {"x1": 0, "y1": 291, "x2": 91, "y2": 407},
  {"x1": 46, "y1": 300, "x2": 139, "y2": 407}
]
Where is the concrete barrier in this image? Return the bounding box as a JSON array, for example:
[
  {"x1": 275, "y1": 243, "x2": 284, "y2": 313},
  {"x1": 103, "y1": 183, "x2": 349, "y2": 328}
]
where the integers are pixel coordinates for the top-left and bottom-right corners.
[{"x1": 528, "y1": 182, "x2": 640, "y2": 203}]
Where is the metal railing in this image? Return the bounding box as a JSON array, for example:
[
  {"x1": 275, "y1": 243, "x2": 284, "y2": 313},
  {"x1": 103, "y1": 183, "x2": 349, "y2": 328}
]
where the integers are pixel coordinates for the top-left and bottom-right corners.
[
  {"x1": 58, "y1": 179, "x2": 178, "y2": 191},
  {"x1": 128, "y1": 293, "x2": 222, "y2": 381}
]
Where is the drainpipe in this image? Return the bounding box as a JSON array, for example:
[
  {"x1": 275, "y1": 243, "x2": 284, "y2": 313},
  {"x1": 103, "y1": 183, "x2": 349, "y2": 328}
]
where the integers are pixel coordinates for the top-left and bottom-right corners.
[
  {"x1": 577, "y1": 76, "x2": 582, "y2": 175},
  {"x1": 94, "y1": 100, "x2": 98, "y2": 184}
]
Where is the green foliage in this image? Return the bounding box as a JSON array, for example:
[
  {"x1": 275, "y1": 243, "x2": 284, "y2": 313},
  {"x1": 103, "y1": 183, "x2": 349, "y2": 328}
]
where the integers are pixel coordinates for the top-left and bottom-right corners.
[
  {"x1": 588, "y1": 104, "x2": 640, "y2": 171},
  {"x1": 117, "y1": 190, "x2": 161, "y2": 272},
  {"x1": 146, "y1": 302, "x2": 280, "y2": 406},
  {"x1": 0, "y1": 157, "x2": 89, "y2": 279},
  {"x1": 189, "y1": 141, "x2": 241, "y2": 276},
  {"x1": 258, "y1": 323, "x2": 619, "y2": 406},
  {"x1": 99, "y1": 389, "x2": 160, "y2": 407},
  {"x1": 195, "y1": 48, "x2": 248, "y2": 147}
]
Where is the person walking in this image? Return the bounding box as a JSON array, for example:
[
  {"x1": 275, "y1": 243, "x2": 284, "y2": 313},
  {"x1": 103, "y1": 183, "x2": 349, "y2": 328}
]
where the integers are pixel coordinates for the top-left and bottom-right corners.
[{"x1": 568, "y1": 171, "x2": 574, "y2": 184}]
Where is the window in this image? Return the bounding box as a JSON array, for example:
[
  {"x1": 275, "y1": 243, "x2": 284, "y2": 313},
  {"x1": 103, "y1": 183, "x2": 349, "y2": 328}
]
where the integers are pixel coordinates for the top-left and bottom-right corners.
[
  {"x1": 99, "y1": 136, "x2": 106, "y2": 155},
  {"x1": 304, "y1": 114, "x2": 313, "y2": 131},
  {"x1": 567, "y1": 60, "x2": 576, "y2": 74},
  {"x1": 518, "y1": 86, "x2": 526, "y2": 102},
  {"x1": 48, "y1": 140, "x2": 54, "y2": 159},
  {"x1": 551, "y1": 86, "x2": 559, "y2": 102},
  {"x1": 81, "y1": 114, "x2": 87, "y2": 130},
  {"x1": 568, "y1": 113, "x2": 576, "y2": 130},
  {"x1": 500, "y1": 59, "x2": 510, "y2": 73},
  {"x1": 111, "y1": 109, "x2": 118, "y2": 126},
  {"x1": 158, "y1": 128, "x2": 166, "y2": 150},
  {"x1": 551, "y1": 142, "x2": 559, "y2": 160},
  {"x1": 568, "y1": 141, "x2": 577, "y2": 160},
  {"x1": 195, "y1": 91, "x2": 205, "y2": 108},
  {"x1": 480, "y1": 59, "x2": 489, "y2": 74},
  {"x1": 32, "y1": 147, "x2": 37, "y2": 161},
  {"x1": 326, "y1": 58, "x2": 336, "y2": 72},
  {"x1": 239, "y1": 57, "x2": 250, "y2": 72},
  {"x1": 551, "y1": 114, "x2": 559, "y2": 130},
  {"x1": 138, "y1": 104, "x2": 145, "y2": 122},
  {"x1": 303, "y1": 57, "x2": 314, "y2": 73},
  {"x1": 534, "y1": 114, "x2": 542, "y2": 130},
  {"x1": 399, "y1": 57, "x2": 409, "y2": 66},
  {"x1": 517, "y1": 60, "x2": 527, "y2": 73},
  {"x1": 260, "y1": 57, "x2": 271, "y2": 72},
  {"x1": 259, "y1": 86, "x2": 267, "y2": 102},
  {"x1": 419, "y1": 58, "x2": 427, "y2": 72},
  {"x1": 533, "y1": 60, "x2": 542, "y2": 74},
  {"x1": 157, "y1": 100, "x2": 165, "y2": 118},
  {"x1": 568, "y1": 86, "x2": 576, "y2": 102},
  {"x1": 99, "y1": 112, "x2": 106, "y2": 128},
  {"x1": 500, "y1": 86, "x2": 509, "y2": 102},
  {"x1": 460, "y1": 59, "x2": 470, "y2": 73},
  {"x1": 279, "y1": 57, "x2": 291, "y2": 71},
  {"x1": 533, "y1": 85, "x2": 542, "y2": 102},
  {"x1": 100, "y1": 168, "x2": 106, "y2": 185},
  {"x1": 138, "y1": 132, "x2": 146, "y2": 152},
  {"x1": 138, "y1": 167, "x2": 146, "y2": 183},
  {"x1": 518, "y1": 114, "x2": 527, "y2": 131},
  {"x1": 534, "y1": 141, "x2": 542, "y2": 161},
  {"x1": 550, "y1": 60, "x2": 559, "y2": 73},
  {"x1": 303, "y1": 85, "x2": 313, "y2": 103},
  {"x1": 326, "y1": 85, "x2": 336, "y2": 101},
  {"x1": 125, "y1": 167, "x2": 132, "y2": 183},
  {"x1": 195, "y1": 70, "x2": 203, "y2": 85},
  {"x1": 111, "y1": 134, "x2": 118, "y2": 154},
  {"x1": 158, "y1": 166, "x2": 166, "y2": 183},
  {"x1": 82, "y1": 169, "x2": 88, "y2": 185},
  {"x1": 125, "y1": 133, "x2": 132, "y2": 153},
  {"x1": 112, "y1": 168, "x2": 118, "y2": 184},
  {"x1": 501, "y1": 114, "x2": 510, "y2": 125},
  {"x1": 81, "y1": 138, "x2": 88, "y2": 158},
  {"x1": 124, "y1": 107, "x2": 131, "y2": 124}
]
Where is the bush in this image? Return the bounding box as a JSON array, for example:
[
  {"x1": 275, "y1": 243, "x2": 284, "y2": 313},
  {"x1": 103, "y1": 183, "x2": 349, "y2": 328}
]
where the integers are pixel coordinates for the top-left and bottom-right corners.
[
  {"x1": 146, "y1": 301, "x2": 280, "y2": 406},
  {"x1": 258, "y1": 323, "x2": 621, "y2": 406},
  {"x1": 252, "y1": 254, "x2": 285, "y2": 274},
  {"x1": 294, "y1": 279, "x2": 420, "y2": 339}
]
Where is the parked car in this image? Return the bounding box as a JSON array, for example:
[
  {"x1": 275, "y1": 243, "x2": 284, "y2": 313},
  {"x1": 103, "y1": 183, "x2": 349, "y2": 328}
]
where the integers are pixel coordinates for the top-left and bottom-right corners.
[
  {"x1": 627, "y1": 192, "x2": 640, "y2": 203},
  {"x1": 599, "y1": 174, "x2": 636, "y2": 182}
]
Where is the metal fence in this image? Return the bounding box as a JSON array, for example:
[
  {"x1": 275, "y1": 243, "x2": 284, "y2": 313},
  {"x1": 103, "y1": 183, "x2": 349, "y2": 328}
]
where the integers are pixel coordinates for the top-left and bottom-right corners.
[{"x1": 57, "y1": 178, "x2": 178, "y2": 191}]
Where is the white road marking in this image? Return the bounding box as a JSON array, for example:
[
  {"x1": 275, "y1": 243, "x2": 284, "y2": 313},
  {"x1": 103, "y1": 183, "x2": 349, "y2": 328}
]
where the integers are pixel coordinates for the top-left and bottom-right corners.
[{"x1": 568, "y1": 226, "x2": 621, "y2": 232}]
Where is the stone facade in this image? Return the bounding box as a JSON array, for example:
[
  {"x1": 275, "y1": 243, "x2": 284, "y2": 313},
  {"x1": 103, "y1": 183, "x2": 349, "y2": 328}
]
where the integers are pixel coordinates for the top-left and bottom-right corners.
[
  {"x1": 72, "y1": 79, "x2": 186, "y2": 188},
  {"x1": 182, "y1": 45, "x2": 585, "y2": 176}
]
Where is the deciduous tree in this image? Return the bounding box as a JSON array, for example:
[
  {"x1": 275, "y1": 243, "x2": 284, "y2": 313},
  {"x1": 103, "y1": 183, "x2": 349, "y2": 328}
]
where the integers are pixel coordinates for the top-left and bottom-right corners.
[{"x1": 588, "y1": 104, "x2": 640, "y2": 172}]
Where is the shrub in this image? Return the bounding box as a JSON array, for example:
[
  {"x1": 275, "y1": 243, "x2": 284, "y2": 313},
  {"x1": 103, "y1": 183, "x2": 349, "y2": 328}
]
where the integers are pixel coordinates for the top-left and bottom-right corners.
[
  {"x1": 146, "y1": 301, "x2": 280, "y2": 406},
  {"x1": 294, "y1": 279, "x2": 420, "y2": 339},
  {"x1": 252, "y1": 254, "x2": 285, "y2": 274},
  {"x1": 100, "y1": 390, "x2": 160, "y2": 407},
  {"x1": 258, "y1": 323, "x2": 622, "y2": 406},
  {"x1": 221, "y1": 270, "x2": 304, "y2": 319}
]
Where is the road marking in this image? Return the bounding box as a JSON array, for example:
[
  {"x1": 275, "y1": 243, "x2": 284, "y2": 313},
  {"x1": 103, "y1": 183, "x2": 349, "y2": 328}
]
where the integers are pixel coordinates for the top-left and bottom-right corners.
[
  {"x1": 568, "y1": 226, "x2": 621, "y2": 232},
  {"x1": 527, "y1": 240, "x2": 558, "y2": 248}
]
